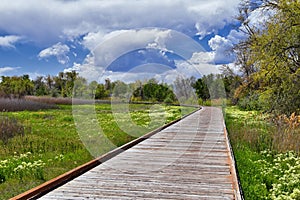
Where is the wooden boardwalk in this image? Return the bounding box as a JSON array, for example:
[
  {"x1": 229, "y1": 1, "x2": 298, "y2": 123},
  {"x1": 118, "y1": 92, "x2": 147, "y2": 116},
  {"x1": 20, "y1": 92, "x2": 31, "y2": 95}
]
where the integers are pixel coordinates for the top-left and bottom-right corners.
[{"x1": 20, "y1": 107, "x2": 241, "y2": 199}]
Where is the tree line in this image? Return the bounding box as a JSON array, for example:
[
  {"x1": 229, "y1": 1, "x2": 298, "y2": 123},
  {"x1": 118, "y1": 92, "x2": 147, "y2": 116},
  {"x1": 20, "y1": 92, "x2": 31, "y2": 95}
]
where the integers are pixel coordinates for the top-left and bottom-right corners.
[
  {"x1": 0, "y1": 71, "x2": 193, "y2": 103},
  {"x1": 0, "y1": 70, "x2": 240, "y2": 105}
]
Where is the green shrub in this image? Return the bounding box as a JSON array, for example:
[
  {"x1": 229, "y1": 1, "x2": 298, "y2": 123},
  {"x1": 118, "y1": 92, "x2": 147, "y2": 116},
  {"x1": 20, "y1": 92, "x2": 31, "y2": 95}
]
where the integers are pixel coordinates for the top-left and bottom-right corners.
[
  {"x1": 237, "y1": 94, "x2": 262, "y2": 111},
  {"x1": 163, "y1": 96, "x2": 173, "y2": 104}
]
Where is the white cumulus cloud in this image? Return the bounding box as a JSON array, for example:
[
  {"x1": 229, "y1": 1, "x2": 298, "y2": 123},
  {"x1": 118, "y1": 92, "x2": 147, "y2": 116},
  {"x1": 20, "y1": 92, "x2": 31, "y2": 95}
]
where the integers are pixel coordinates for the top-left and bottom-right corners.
[
  {"x1": 0, "y1": 66, "x2": 21, "y2": 74},
  {"x1": 0, "y1": 35, "x2": 21, "y2": 48},
  {"x1": 208, "y1": 35, "x2": 234, "y2": 63},
  {"x1": 38, "y1": 42, "x2": 70, "y2": 65}
]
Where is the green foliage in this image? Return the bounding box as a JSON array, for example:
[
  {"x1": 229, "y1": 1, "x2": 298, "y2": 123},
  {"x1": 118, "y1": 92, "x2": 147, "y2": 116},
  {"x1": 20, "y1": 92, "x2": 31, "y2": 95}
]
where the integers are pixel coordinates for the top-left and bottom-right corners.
[
  {"x1": 0, "y1": 71, "x2": 196, "y2": 105},
  {"x1": 193, "y1": 73, "x2": 239, "y2": 103},
  {"x1": 234, "y1": 0, "x2": 300, "y2": 115},
  {"x1": 256, "y1": 150, "x2": 300, "y2": 199},
  {"x1": 0, "y1": 75, "x2": 34, "y2": 98},
  {"x1": 0, "y1": 152, "x2": 47, "y2": 182},
  {"x1": 33, "y1": 76, "x2": 49, "y2": 96},
  {"x1": 132, "y1": 79, "x2": 176, "y2": 103},
  {"x1": 95, "y1": 84, "x2": 109, "y2": 99},
  {"x1": 234, "y1": 148, "x2": 269, "y2": 200},
  {"x1": 163, "y1": 95, "x2": 174, "y2": 104},
  {"x1": 112, "y1": 81, "x2": 129, "y2": 98},
  {"x1": 234, "y1": 149, "x2": 300, "y2": 200},
  {"x1": 237, "y1": 93, "x2": 262, "y2": 111},
  {"x1": 193, "y1": 78, "x2": 210, "y2": 100}
]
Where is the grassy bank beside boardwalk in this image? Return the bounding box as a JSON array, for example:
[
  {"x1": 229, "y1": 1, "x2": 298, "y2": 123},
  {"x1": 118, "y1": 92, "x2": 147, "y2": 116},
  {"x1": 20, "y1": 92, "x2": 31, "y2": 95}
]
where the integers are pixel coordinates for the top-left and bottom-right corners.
[
  {"x1": 225, "y1": 106, "x2": 300, "y2": 200},
  {"x1": 0, "y1": 103, "x2": 196, "y2": 199}
]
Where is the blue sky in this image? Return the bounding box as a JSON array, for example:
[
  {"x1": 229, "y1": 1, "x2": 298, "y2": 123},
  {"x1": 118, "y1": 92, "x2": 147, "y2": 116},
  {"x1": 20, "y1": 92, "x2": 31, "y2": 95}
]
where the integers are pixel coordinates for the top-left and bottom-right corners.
[{"x1": 0, "y1": 0, "x2": 248, "y2": 83}]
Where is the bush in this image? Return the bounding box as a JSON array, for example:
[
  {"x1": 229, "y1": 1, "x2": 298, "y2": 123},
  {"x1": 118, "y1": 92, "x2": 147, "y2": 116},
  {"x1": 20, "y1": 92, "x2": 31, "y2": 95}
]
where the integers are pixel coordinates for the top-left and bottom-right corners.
[
  {"x1": 237, "y1": 94, "x2": 262, "y2": 111},
  {"x1": 163, "y1": 96, "x2": 174, "y2": 104},
  {"x1": 0, "y1": 115, "x2": 25, "y2": 144}
]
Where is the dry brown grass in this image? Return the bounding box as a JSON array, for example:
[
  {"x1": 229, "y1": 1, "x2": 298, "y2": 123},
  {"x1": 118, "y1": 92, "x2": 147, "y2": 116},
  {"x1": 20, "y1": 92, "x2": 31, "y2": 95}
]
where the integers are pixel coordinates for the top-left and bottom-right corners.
[
  {"x1": 0, "y1": 115, "x2": 26, "y2": 144},
  {"x1": 271, "y1": 113, "x2": 300, "y2": 153},
  {"x1": 0, "y1": 98, "x2": 58, "y2": 112},
  {"x1": 25, "y1": 96, "x2": 112, "y2": 105}
]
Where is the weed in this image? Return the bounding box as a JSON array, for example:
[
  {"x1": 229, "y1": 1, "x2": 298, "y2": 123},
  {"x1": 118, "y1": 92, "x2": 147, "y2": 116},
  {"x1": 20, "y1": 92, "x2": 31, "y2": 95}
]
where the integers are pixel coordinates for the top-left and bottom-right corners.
[{"x1": 225, "y1": 106, "x2": 300, "y2": 200}]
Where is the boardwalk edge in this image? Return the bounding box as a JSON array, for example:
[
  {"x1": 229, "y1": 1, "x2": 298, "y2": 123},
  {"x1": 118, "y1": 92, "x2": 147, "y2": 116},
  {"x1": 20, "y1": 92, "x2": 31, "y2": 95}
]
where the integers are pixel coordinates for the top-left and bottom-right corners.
[{"x1": 223, "y1": 120, "x2": 244, "y2": 200}]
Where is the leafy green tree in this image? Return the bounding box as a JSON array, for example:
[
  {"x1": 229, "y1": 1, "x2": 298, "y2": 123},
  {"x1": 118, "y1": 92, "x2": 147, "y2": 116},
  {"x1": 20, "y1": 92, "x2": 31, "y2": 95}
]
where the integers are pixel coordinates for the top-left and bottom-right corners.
[
  {"x1": 220, "y1": 65, "x2": 242, "y2": 102},
  {"x1": 51, "y1": 71, "x2": 78, "y2": 97},
  {"x1": 235, "y1": 0, "x2": 300, "y2": 114},
  {"x1": 0, "y1": 75, "x2": 34, "y2": 98},
  {"x1": 192, "y1": 77, "x2": 210, "y2": 101},
  {"x1": 132, "y1": 79, "x2": 176, "y2": 103},
  {"x1": 88, "y1": 81, "x2": 98, "y2": 98},
  {"x1": 64, "y1": 71, "x2": 77, "y2": 97},
  {"x1": 33, "y1": 76, "x2": 48, "y2": 96},
  {"x1": 95, "y1": 84, "x2": 109, "y2": 99},
  {"x1": 53, "y1": 72, "x2": 65, "y2": 97}
]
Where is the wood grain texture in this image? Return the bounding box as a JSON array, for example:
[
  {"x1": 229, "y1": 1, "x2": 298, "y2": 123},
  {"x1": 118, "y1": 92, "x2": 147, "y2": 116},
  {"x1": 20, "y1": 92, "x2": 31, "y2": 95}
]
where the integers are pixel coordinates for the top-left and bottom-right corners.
[{"x1": 38, "y1": 107, "x2": 241, "y2": 200}]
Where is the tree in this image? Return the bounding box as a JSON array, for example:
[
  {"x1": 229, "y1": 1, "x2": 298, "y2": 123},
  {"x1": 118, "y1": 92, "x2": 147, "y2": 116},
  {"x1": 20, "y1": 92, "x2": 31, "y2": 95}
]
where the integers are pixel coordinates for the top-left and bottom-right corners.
[
  {"x1": 88, "y1": 81, "x2": 98, "y2": 98},
  {"x1": 45, "y1": 75, "x2": 53, "y2": 90},
  {"x1": 51, "y1": 71, "x2": 78, "y2": 97},
  {"x1": 234, "y1": 0, "x2": 300, "y2": 114},
  {"x1": 112, "y1": 81, "x2": 129, "y2": 98},
  {"x1": 95, "y1": 84, "x2": 109, "y2": 99},
  {"x1": 53, "y1": 72, "x2": 65, "y2": 97},
  {"x1": 104, "y1": 78, "x2": 113, "y2": 97},
  {"x1": 64, "y1": 71, "x2": 77, "y2": 97},
  {"x1": 173, "y1": 76, "x2": 196, "y2": 102},
  {"x1": 34, "y1": 76, "x2": 48, "y2": 96},
  {"x1": 132, "y1": 79, "x2": 176, "y2": 103},
  {"x1": 192, "y1": 77, "x2": 210, "y2": 101},
  {"x1": 0, "y1": 75, "x2": 34, "y2": 98},
  {"x1": 73, "y1": 77, "x2": 88, "y2": 98}
]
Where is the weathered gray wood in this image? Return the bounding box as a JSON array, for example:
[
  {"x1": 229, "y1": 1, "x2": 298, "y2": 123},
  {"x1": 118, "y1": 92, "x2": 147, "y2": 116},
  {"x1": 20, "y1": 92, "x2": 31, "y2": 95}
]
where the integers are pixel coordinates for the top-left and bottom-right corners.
[{"x1": 39, "y1": 107, "x2": 241, "y2": 200}]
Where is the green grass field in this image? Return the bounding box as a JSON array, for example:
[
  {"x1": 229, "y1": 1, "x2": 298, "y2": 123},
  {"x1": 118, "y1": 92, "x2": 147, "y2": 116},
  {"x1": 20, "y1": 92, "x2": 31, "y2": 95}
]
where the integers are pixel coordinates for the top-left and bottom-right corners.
[{"x1": 0, "y1": 103, "x2": 196, "y2": 199}]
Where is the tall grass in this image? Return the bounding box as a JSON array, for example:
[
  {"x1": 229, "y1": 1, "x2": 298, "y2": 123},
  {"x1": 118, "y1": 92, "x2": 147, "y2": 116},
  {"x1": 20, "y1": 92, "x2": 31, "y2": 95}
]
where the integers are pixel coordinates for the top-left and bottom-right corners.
[
  {"x1": 271, "y1": 113, "x2": 300, "y2": 153},
  {"x1": 25, "y1": 96, "x2": 96, "y2": 105},
  {"x1": 225, "y1": 106, "x2": 300, "y2": 199},
  {"x1": 225, "y1": 107, "x2": 300, "y2": 153},
  {"x1": 0, "y1": 98, "x2": 58, "y2": 112}
]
